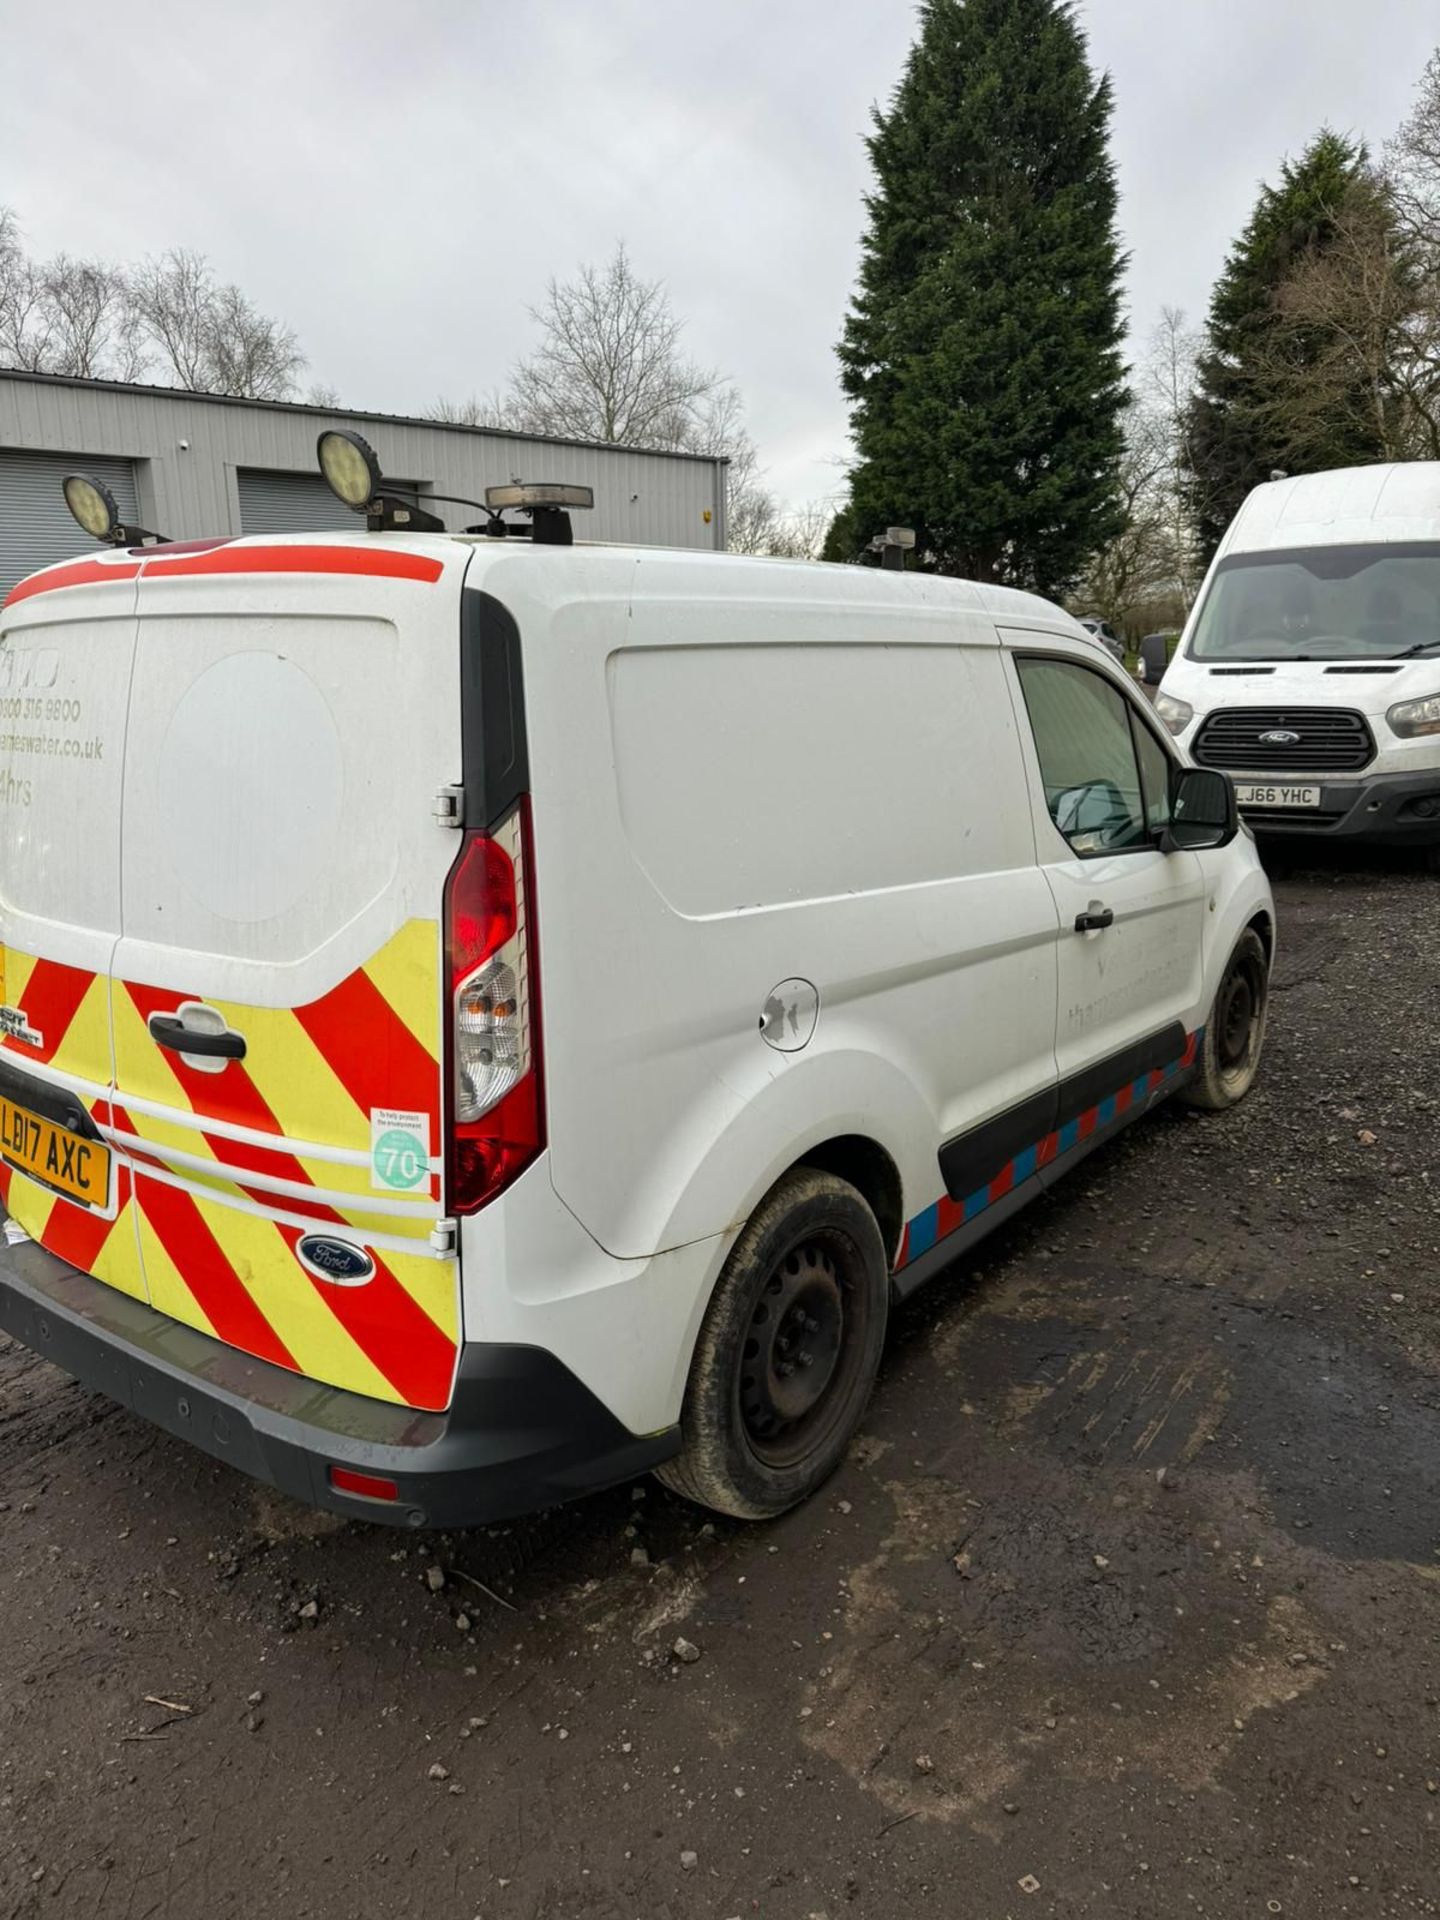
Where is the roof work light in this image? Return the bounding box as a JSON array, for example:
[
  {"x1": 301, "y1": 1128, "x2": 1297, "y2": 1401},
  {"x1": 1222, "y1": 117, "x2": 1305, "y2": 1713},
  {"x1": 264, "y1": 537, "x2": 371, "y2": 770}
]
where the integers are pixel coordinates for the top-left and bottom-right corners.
[
  {"x1": 315, "y1": 427, "x2": 444, "y2": 533},
  {"x1": 317, "y1": 428, "x2": 383, "y2": 510},
  {"x1": 62, "y1": 473, "x2": 169, "y2": 547}
]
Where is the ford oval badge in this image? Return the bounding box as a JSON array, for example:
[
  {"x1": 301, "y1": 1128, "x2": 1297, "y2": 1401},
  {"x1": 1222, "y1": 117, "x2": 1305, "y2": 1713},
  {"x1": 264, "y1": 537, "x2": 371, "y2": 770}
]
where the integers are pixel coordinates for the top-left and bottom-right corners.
[
  {"x1": 296, "y1": 1234, "x2": 376, "y2": 1288},
  {"x1": 1258, "y1": 728, "x2": 1301, "y2": 745}
]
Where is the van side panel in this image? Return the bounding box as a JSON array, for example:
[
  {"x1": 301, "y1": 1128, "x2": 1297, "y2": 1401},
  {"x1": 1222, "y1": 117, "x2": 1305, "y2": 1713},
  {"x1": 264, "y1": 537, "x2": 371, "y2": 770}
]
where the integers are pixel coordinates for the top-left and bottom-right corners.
[{"x1": 507, "y1": 556, "x2": 1061, "y2": 1263}]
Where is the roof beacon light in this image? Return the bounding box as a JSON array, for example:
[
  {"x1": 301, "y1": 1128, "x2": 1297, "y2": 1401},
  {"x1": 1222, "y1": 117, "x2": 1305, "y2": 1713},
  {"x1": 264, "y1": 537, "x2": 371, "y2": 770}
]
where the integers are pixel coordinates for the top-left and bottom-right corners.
[
  {"x1": 484, "y1": 483, "x2": 594, "y2": 512},
  {"x1": 864, "y1": 525, "x2": 915, "y2": 571},
  {"x1": 315, "y1": 428, "x2": 444, "y2": 533},
  {"x1": 484, "y1": 482, "x2": 594, "y2": 547},
  {"x1": 62, "y1": 472, "x2": 169, "y2": 548}
]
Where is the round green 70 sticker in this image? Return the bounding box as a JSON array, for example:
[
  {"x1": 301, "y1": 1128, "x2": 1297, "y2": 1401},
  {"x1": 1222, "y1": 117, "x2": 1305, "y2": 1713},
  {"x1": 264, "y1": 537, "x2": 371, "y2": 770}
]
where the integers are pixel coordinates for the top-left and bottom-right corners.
[{"x1": 373, "y1": 1128, "x2": 427, "y2": 1190}]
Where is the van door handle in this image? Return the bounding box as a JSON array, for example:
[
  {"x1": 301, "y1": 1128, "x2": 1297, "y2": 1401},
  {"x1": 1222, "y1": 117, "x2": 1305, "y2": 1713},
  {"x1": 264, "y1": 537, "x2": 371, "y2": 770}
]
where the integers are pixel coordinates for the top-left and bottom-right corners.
[
  {"x1": 147, "y1": 1013, "x2": 247, "y2": 1060},
  {"x1": 1073, "y1": 907, "x2": 1114, "y2": 933}
]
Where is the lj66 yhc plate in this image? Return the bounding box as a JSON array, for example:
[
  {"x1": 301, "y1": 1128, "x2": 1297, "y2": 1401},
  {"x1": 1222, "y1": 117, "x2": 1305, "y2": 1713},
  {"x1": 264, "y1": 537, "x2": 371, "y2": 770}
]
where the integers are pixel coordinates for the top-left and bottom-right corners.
[
  {"x1": 1234, "y1": 783, "x2": 1321, "y2": 809},
  {"x1": 0, "y1": 1095, "x2": 110, "y2": 1208}
]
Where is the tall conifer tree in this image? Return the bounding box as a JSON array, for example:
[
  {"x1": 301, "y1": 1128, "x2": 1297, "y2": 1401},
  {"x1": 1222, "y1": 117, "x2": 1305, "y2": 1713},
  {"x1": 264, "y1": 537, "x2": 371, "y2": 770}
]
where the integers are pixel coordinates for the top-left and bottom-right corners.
[{"x1": 833, "y1": 0, "x2": 1127, "y2": 595}]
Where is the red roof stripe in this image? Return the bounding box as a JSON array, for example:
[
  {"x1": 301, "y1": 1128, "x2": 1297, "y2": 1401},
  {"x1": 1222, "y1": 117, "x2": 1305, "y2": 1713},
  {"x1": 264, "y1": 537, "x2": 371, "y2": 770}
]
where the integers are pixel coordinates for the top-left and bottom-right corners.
[
  {"x1": 2, "y1": 557, "x2": 141, "y2": 608},
  {"x1": 4, "y1": 541, "x2": 444, "y2": 610},
  {"x1": 141, "y1": 545, "x2": 444, "y2": 586}
]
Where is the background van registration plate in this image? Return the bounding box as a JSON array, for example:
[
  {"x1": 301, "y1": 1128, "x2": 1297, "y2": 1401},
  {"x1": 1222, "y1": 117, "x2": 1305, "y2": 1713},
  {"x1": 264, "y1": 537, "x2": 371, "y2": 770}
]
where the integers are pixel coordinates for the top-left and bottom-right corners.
[
  {"x1": 0, "y1": 1095, "x2": 110, "y2": 1208},
  {"x1": 1235, "y1": 783, "x2": 1321, "y2": 809}
]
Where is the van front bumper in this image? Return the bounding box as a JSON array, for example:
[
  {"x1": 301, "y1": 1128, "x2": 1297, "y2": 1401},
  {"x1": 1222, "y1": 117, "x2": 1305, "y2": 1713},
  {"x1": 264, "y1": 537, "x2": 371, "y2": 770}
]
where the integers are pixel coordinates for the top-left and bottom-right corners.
[
  {"x1": 1234, "y1": 766, "x2": 1440, "y2": 844},
  {"x1": 0, "y1": 1226, "x2": 679, "y2": 1529}
]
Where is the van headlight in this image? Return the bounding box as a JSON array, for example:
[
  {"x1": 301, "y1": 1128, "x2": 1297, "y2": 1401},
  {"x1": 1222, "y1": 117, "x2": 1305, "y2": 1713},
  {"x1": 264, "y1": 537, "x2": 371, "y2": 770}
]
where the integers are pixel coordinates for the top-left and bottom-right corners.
[
  {"x1": 1155, "y1": 692, "x2": 1193, "y2": 737},
  {"x1": 1387, "y1": 691, "x2": 1440, "y2": 738}
]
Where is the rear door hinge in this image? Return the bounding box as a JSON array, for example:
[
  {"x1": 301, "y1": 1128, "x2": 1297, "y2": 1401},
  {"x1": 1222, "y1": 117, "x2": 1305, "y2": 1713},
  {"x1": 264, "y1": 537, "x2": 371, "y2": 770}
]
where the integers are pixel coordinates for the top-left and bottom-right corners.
[
  {"x1": 433, "y1": 784, "x2": 465, "y2": 828},
  {"x1": 430, "y1": 1216, "x2": 458, "y2": 1256}
]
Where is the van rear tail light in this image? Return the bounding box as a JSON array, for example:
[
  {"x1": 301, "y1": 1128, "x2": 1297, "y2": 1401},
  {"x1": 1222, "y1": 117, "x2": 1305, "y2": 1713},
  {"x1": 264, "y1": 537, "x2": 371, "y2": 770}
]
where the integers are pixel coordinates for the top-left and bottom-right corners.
[{"x1": 443, "y1": 801, "x2": 544, "y2": 1214}]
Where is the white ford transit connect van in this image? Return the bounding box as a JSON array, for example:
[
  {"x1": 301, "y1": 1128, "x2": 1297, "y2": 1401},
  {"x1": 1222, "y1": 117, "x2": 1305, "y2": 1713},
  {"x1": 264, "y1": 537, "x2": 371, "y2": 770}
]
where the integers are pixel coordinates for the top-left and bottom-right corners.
[
  {"x1": 1156, "y1": 463, "x2": 1440, "y2": 862},
  {"x1": 0, "y1": 441, "x2": 1273, "y2": 1526}
]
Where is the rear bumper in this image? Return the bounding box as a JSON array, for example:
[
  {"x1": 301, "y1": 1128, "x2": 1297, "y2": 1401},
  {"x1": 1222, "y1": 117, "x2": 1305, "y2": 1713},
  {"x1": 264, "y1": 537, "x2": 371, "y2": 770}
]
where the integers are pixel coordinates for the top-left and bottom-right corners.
[
  {"x1": 1236, "y1": 766, "x2": 1440, "y2": 844},
  {"x1": 0, "y1": 1225, "x2": 679, "y2": 1528}
]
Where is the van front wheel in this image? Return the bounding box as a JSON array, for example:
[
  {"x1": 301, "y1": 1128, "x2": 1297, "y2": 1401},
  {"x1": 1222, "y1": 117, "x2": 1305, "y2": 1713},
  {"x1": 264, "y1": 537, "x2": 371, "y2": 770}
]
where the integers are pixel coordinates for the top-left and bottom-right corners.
[
  {"x1": 1181, "y1": 927, "x2": 1270, "y2": 1112},
  {"x1": 656, "y1": 1168, "x2": 889, "y2": 1520}
]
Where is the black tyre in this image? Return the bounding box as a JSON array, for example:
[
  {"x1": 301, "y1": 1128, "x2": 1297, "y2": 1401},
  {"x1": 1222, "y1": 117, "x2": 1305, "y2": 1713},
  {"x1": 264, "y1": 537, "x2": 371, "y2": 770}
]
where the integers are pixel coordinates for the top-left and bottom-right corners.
[
  {"x1": 655, "y1": 1168, "x2": 889, "y2": 1520},
  {"x1": 1181, "y1": 927, "x2": 1270, "y2": 1112}
]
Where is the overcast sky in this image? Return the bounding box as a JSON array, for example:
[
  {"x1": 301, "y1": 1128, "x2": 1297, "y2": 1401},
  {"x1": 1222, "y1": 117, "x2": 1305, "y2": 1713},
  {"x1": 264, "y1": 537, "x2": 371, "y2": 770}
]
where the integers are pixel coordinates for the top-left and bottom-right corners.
[{"x1": 2, "y1": 0, "x2": 1436, "y2": 509}]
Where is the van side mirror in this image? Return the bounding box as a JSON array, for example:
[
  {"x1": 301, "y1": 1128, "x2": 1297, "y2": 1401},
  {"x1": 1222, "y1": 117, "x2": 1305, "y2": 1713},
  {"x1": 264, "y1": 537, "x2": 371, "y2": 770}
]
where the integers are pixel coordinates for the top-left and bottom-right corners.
[{"x1": 1161, "y1": 767, "x2": 1238, "y2": 852}]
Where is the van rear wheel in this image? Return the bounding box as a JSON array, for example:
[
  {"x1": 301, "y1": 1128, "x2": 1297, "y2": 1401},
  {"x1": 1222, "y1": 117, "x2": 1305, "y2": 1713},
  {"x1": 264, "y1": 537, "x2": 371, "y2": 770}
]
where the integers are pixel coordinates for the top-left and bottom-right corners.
[
  {"x1": 1181, "y1": 927, "x2": 1270, "y2": 1112},
  {"x1": 656, "y1": 1168, "x2": 889, "y2": 1520}
]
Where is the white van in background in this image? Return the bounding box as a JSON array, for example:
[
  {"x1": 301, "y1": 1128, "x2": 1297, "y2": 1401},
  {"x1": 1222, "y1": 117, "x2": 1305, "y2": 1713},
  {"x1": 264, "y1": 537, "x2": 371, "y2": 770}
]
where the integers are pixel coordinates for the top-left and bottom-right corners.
[
  {"x1": 1156, "y1": 464, "x2": 1440, "y2": 866},
  {"x1": 0, "y1": 438, "x2": 1273, "y2": 1528}
]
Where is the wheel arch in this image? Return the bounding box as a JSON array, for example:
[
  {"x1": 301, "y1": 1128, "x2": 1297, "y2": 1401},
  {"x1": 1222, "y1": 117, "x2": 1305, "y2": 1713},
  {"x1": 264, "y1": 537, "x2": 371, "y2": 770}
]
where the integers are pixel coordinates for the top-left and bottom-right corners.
[{"x1": 793, "y1": 1134, "x2": 905, "y2": 1266}]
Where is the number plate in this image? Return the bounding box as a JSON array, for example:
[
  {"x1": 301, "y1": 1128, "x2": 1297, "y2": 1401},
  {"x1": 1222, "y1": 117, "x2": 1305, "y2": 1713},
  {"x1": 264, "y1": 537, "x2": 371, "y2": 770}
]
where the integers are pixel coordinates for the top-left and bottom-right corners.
[
  {"x1": 1234, "y1": 784, "x2": 1321, "y2": 809},
  {"x1": 0, "y1": 1094, "x2": 110, "y2": 1208}
]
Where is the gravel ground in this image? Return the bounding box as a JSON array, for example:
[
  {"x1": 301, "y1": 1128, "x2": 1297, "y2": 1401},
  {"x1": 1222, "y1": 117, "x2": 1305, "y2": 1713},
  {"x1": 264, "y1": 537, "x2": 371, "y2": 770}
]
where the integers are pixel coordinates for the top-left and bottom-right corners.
[{"x1": 1, "y1": 849, "x2": 1437, "y2": 1920}]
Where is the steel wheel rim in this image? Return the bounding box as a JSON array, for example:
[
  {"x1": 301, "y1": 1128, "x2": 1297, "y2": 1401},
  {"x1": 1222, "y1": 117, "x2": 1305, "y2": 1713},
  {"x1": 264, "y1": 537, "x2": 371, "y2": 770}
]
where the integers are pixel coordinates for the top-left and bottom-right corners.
[
  {"x1": 738, "y1": 1228, "x2": 870, "y2": 1469},
  {"x1": 1218, "y1": 950, "x2": 1265, "y2": 1076}
]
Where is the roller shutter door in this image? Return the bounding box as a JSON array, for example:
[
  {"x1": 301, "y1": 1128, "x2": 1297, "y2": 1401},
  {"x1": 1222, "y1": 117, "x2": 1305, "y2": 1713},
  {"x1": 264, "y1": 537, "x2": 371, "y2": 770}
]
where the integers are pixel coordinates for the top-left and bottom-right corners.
[
  {"x1": 236, "y1": 468, "x2": 360, "y2": 536},
  {"x1": 0, "y1": 450, "x2": 140, "y2": 602}
]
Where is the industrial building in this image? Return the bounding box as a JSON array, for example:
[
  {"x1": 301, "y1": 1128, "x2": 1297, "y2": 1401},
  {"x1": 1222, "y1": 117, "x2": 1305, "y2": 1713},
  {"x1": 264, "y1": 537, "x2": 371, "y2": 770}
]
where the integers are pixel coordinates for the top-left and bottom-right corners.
[{"x1": 0, "y1": 371, "x2": 728, "y2": 598}]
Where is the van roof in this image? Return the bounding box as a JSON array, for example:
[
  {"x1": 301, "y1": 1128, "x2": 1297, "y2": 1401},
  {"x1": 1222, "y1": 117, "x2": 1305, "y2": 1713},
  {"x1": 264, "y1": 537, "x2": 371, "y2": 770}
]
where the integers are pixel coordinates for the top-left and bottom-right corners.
[
  {"x1": 4, "y1": 527, "x2": 1076, "y2": 632},
  {"x1": 1224, "y1": 462, "x2": 1440, "y2": 557}
]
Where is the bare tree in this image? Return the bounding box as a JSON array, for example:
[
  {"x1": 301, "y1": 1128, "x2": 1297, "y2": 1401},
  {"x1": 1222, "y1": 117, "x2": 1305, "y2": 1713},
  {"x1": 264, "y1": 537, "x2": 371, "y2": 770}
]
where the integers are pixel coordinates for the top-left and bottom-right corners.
[
  {"x1": 1071, "y1": 313, "x2": 1204, "y2": 633},
  {"x1": 1252, "y1": 184, "x2": 1422, "y2": 461},
  {"x1": 423, "y1": 392, "x2": 510, "y2": 428},
  {"x1": 127, "y1": 248, "x2": 303, "y2": 399},
  {"x1": 203, "y1": 280, "x2": 304, "y2": 401},
  {"x1": 41, "y1": 254, "x2": 146, "y2": 380},
  {"x1": 0, "y1": 208, "x2": 56, "y2": 371},
  {"x1": 1387, "y1": 48, "x2": 1440, "y2": 242},
  {"x1": 1141, "y1": 307, "x2": 1205, "y2": 603},
  {"x1": 496, "y1": 244, "x2": 720, "y2": 446},
  {"x1": 447, "y1": 245, "x2": 781, "y2": 552},
  {"x1": 1384, "y1": 49, "x2": 1440, "y2": 454}
]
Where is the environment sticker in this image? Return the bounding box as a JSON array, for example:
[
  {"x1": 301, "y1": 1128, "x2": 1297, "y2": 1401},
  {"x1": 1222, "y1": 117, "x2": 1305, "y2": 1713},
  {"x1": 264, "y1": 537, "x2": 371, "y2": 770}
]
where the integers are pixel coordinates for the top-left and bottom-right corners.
[{"x1": 370, "y1": 1108, "x2": 431, "y2": 1191}]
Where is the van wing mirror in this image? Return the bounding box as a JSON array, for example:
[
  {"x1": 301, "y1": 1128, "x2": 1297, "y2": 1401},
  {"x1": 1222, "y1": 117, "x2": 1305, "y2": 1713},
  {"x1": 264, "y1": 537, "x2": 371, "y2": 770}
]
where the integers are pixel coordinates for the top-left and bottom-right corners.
[{"x1": 1161, "y1": 767, "x2": 1238, "y2": 852}]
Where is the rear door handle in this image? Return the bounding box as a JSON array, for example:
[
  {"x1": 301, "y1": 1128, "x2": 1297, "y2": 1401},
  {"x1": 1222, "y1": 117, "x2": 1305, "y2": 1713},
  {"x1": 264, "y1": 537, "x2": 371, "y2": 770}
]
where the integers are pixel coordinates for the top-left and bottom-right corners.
[
  {"x1": 147, "y1": 1013, "x2": 247, "y2": 1060},
  {"x1": 1073, "y1": 907, "x2": 1115, "y2": 933}
]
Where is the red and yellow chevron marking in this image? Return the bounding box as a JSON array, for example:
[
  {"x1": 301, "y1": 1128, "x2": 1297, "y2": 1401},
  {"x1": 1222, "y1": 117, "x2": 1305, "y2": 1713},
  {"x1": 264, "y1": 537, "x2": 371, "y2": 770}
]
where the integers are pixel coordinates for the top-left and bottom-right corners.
[
  {"x1": 0, "y1": 946, "x2": 149, "y2": 1298},
  {"x1": 2, "y1": 1158, "x2": 148, "y2": 1302},
  {"x1": 109, "y1": 920, "x2": 456, "y2": 1411},
  {"x1": 0, "y1": 926, "x2": 458, "y2": 1412},
  {"x1": 1, "y1": 948, "x2": 112, "y2": 1090}
]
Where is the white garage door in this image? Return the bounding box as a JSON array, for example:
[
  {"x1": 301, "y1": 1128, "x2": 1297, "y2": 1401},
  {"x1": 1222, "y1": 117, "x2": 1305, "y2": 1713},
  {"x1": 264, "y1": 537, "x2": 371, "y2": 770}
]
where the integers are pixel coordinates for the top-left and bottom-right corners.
[
  {"x1": 236, "y1": 468, "x2": 360, "y2": 536},
  {"x1": 0, "y1": 449, "x2": 140, "y2": 602}
]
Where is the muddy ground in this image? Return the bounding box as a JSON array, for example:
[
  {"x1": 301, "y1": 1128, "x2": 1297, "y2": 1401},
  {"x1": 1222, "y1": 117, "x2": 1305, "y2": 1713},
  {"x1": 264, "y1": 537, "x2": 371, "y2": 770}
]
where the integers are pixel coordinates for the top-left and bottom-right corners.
[{"x1": 1, "y1": 849, "x2": 1438, "y2": 1920}]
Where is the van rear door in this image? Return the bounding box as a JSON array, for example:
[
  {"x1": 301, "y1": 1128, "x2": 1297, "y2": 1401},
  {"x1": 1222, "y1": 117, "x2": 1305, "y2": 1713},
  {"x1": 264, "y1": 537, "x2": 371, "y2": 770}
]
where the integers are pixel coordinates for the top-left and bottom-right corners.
[
  {"x1": 0, "y1": 554, "x2": 149, "y2": 1296},
  {"x1": 108, "y1": 536, "x2": 468, "y2": 1412}
]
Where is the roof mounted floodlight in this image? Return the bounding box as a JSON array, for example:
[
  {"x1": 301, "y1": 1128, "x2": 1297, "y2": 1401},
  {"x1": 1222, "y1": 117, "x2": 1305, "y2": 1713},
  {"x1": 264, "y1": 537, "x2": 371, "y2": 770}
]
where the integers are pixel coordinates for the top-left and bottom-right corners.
[
  {"x1": 316, "y1": 428, "x2": 445, "y2": 533},
  {"x1": 62, "y1": 473, "x2": 169, "y2": 548}
]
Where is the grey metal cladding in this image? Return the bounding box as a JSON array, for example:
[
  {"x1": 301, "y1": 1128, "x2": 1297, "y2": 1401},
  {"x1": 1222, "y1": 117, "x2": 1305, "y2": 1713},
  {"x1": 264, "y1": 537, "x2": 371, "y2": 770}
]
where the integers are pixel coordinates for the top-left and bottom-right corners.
[{"x1": 0, "y1": 371, "x2": 727, "y2": 571}]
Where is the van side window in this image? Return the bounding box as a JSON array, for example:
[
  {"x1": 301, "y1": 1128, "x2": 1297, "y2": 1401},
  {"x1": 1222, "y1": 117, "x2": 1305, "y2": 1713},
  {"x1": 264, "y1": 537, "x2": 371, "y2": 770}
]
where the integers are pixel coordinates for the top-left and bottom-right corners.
[
  {"x1": 1129, "y1": 709, "x2": 1174, "y2": 833},
  {"x1": 1015, "y1": 658, "x2": 1152, "y2": 856}
]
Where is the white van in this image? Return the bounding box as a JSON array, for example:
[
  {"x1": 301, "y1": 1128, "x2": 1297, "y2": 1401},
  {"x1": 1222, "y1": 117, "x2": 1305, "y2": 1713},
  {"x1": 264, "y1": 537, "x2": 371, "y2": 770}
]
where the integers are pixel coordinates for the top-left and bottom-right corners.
[
  {"x1": 1156, "y1": 463, "x2": 1440, "y2": 864},
  {"x1": 0, "y1": 440, "x2": 1273, "y2": 1527}
]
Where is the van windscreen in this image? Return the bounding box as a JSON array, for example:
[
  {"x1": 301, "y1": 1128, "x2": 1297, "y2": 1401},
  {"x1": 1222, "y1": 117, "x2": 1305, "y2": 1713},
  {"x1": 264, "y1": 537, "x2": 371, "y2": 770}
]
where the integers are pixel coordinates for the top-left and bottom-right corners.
[{"x1": 1189, "y1": 542, "x2": 1440, "y2": 661}]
